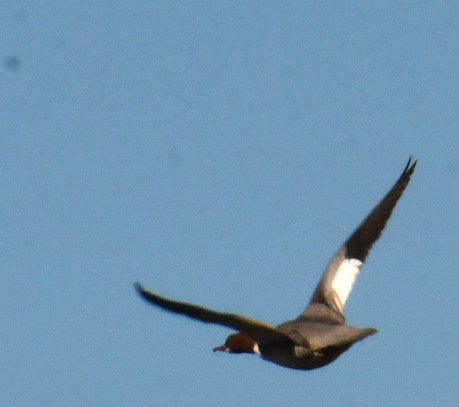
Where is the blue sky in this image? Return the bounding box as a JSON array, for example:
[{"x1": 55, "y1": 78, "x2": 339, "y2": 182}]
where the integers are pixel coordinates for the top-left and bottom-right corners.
[{"x1": 2, "y1": 1, "x2": 458, "y2": 406}]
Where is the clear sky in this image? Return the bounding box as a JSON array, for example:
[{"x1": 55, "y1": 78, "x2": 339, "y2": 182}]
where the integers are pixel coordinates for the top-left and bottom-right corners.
[{"x1": 2, "y1": 1, "x2": 458, "y2": 406}]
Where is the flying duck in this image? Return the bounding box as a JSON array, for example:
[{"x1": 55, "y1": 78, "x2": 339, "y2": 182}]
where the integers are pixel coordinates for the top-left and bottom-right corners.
[{"x1": 135, "y1": 158, "x2": 416, "y2": 370}]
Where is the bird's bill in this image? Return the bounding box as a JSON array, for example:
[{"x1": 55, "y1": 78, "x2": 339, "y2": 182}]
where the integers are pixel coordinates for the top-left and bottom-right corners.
[{"x1": 213, "y1": 344, "x2": 229, "y2": 352}]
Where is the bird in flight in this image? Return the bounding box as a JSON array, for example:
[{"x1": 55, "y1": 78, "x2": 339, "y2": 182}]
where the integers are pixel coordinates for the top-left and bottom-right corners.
[{"x1": 135, "y1": 158, "x2": 416, "y2": 370}]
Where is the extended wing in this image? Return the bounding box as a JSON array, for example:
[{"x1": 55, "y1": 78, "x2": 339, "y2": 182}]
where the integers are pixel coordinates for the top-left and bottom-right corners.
[
  {"x1": 304, "y1": 158, "x2": 417, "y2": 318},
  {"x1": 134, "y1": 283, "x2": 293, "y2": 347}
]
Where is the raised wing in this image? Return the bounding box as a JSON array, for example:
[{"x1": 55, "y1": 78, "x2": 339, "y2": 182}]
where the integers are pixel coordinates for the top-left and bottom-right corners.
[
  {"x1": 134, "y1": 283, "x2": 293, "y2": 346},
  {"x1": 304, "y1": 158, "x2": 417, "y2": 318}
]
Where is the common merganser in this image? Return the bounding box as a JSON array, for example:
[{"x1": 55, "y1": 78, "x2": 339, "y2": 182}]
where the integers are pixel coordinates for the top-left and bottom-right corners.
[{"x1": 135, "y1": 158, "x2": 416, "y2": 370}]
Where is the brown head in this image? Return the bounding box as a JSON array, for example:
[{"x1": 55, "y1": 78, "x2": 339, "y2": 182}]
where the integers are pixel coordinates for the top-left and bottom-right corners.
[{"x1": 213, "y1": 333, "x2": 260, "y2": 354}]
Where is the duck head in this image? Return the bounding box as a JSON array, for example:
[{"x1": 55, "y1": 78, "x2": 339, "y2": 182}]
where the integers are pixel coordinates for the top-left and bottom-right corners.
[{"x1": 213, "y1": 333, "x2": 260, "y2": 354}]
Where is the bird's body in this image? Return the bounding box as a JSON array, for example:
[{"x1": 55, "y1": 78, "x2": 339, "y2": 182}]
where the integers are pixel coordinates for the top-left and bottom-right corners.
[
  {"x1": 265, "y1": 318, "x2": 376, "y2": 370},
  {"x1": 135, "y1": 158, "x2": 416, "y2": 370}
]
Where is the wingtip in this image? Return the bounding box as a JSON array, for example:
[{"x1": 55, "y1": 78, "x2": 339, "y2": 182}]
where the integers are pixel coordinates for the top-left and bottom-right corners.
[
  {"x1": 134, "y1": 282, "x2": 158, "y2": 305},
  {"x1": 404, "y1": 156, "x2": 418, "y2": 175},
  {"x1": 134, "y1": 282, "x2": 145, "y2": 295}
]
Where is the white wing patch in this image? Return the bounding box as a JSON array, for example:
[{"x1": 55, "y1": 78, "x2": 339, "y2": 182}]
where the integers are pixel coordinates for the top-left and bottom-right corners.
[{"x1": 331, "y1": 258, "x2": 363, "y2": 310}]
